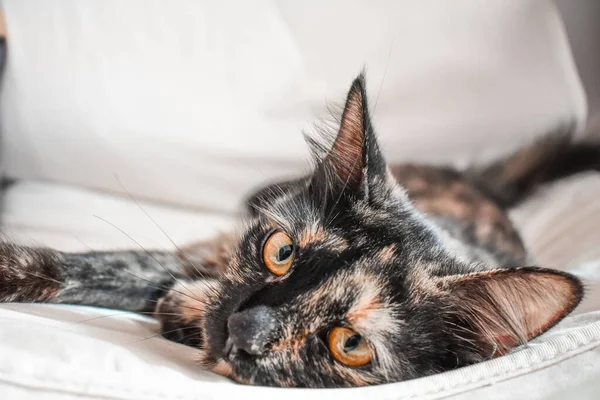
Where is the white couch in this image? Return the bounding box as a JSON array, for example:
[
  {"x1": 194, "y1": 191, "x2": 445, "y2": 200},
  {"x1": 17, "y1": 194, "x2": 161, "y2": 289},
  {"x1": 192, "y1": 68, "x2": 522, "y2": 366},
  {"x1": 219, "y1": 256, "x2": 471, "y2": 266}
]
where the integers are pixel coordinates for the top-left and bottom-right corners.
[{"x1": 1, "y1": 1, "x2": 600, "y2": 399}]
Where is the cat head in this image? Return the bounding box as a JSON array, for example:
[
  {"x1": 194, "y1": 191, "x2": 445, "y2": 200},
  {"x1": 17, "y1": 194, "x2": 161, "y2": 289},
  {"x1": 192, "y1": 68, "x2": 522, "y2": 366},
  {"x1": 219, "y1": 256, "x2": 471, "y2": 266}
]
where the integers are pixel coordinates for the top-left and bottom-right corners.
[{"x1": 195, "y1": 75, "x2": 582, "y2": 387}]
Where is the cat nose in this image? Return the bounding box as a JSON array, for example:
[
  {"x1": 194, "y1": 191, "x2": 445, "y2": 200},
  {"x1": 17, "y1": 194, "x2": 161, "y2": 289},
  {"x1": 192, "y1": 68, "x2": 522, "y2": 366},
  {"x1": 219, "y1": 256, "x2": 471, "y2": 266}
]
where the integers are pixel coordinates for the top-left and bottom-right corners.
[{"x1": 226, "y1": 305, "x2": 277, "y2": 357}]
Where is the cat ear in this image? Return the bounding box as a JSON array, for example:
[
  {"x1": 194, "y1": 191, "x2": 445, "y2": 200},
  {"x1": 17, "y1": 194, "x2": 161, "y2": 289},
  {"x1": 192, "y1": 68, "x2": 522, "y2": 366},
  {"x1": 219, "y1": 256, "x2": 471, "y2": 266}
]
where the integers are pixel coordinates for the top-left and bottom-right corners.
[
  {"x1": 313, "y1": 74, "x2": 386, "y2": 195},
  {"x1": 441, "y1": 267, "x2": 582, "y2": 358}
]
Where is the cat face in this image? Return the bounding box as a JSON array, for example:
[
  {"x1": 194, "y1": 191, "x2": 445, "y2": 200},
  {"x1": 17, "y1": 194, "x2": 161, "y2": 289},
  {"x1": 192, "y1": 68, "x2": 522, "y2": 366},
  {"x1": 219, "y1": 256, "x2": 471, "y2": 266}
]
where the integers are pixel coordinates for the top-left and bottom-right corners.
[{"x1": 190, "y1": 75, "x2": 582, "y2": 387}]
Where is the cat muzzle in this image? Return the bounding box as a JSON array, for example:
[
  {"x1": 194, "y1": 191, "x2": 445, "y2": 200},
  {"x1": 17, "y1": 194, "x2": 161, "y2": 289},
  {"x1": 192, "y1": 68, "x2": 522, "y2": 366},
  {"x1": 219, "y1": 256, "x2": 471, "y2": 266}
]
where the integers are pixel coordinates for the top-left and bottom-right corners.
[{"x1": 226, "y1": 305, "x2": 278, "y2": 358}]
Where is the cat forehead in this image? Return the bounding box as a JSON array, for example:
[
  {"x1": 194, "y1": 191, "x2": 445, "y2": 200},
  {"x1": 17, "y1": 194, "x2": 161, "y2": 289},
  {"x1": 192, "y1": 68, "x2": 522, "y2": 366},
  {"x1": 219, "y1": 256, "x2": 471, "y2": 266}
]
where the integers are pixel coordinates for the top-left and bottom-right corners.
[
  {"x1": 255, "y1": 189, "x2": 388, "y2": 236},
  {"x1": 253, "y1": 187, "x2": 323, "y2": 229},
  {"x1": 254, "y1": 170, "x2": 412, "y2": 224}
]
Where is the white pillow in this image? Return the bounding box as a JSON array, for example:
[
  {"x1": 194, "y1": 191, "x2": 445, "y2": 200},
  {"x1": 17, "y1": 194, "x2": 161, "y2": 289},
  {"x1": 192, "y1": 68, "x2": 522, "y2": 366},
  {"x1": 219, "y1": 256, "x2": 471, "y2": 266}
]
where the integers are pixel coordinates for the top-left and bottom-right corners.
[{"x1": 0, "y1": 0, "x2": 586, "y2": 213}]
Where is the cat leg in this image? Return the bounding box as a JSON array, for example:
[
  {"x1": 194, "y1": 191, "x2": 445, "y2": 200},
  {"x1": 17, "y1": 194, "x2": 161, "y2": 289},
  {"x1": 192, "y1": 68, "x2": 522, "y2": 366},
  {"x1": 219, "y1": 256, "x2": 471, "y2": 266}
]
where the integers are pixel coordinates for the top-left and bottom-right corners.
[
  {"x1": 0, "y1": 234, "x2": 234, "y2": 348},
  {"x1": 0, "y1": 242, "x2": 191, "y2": 312}
]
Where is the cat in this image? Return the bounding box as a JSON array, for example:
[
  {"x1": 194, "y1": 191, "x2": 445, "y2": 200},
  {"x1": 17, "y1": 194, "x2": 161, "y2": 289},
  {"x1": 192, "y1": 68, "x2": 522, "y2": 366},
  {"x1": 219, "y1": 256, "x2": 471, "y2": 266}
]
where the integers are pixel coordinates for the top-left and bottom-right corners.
[{"x1": 0, "y1": 74, "x2": 599, "y2": 388}]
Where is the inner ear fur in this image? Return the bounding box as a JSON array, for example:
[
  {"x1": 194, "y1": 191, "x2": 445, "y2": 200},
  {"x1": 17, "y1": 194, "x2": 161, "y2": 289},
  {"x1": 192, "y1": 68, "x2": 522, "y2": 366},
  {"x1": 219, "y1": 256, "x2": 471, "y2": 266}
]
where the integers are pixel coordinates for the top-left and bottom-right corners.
[
  {"x1": 440, "y1": 267, "x2": 583, "y2": 357},
  {"x1": 324, "y1": 78, "x2": 367, "y2": 188},
  {"x1": 312, "y1": 73, "x2": 386, "y2": 198}
]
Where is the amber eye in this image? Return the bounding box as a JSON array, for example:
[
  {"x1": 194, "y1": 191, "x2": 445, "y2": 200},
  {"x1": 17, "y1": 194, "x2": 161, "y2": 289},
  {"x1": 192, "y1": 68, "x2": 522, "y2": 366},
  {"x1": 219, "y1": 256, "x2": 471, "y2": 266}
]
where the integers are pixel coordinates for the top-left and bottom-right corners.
[
  {"x1": 328, "y1": 327, "x2": 373, "y2": 367},
  {"x1": 262, "y1": 231, "x2": 294, "y2": 276}
]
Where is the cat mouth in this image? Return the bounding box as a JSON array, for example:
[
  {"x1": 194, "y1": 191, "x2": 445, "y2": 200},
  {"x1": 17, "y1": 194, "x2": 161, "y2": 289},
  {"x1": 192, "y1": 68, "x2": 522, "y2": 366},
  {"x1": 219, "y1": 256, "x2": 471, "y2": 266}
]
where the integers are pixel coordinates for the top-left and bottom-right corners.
[
  {"x1": 223, "y1": 337, "x2": 234, "y2": 357},
  {"x1": 204, "y1": 321, "x2": 252, "y2": 383},
  {"x1": 203, "y1": 282, "x2": 269, "y2": 366},
  {"x1": 205, "y1": 316, "x2": 231, "y2": 362}
]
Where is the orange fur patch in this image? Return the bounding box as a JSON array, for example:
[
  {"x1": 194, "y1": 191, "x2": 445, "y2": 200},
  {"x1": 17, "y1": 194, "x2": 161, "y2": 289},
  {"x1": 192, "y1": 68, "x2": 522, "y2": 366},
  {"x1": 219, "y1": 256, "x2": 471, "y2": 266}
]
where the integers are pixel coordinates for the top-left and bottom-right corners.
[
  {"x1": 376, "y1": 245, "x2": 397, "y2": 263},
  {"x1": 174, "y1": 281, "x2": 215, "y2": 324},
  {"x1": 347, "y1": 294, "x2": 381, "y2": 322},
  {"x1": 407, "y1": 262, "x2": 442, "y2": 302},
  {"x1": 298, "y1": 225, "x2": 326, "y2": 247},
  {"x1": 271, "y1": 334, "x2": 307, "y2": 354},
  {"x1": 212, "y1": 359, "x2": 233, "y2": 378}
]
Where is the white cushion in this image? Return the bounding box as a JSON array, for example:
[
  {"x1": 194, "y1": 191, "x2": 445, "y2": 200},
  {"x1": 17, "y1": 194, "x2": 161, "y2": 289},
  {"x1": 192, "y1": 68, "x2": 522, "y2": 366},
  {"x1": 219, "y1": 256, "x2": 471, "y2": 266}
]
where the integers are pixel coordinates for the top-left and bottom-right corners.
[{"x1": 0, "y1": 0, "x2": 586, "y2": 213}]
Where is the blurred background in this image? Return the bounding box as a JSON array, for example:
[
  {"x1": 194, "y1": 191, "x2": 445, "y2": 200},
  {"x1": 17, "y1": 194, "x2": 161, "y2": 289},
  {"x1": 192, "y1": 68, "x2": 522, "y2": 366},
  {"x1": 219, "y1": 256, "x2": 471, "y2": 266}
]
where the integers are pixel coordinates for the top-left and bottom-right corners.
[{"x1": 556, "y1": 0, "x2": 600, "y2": 130}]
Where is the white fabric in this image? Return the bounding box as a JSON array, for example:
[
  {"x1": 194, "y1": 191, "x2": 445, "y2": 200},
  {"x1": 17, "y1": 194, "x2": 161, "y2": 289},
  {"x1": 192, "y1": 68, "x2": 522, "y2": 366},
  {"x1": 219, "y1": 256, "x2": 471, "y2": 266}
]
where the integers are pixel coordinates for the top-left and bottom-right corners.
[
  {"x1": 0, "y1": 0, "x2": 586, "y2": 213},
  {"x1": 1, "y1": 0, "x2": 598, "y2": 399},
  {"x1": 1, "y1": 304, "x2": 599, "y2": 400}
]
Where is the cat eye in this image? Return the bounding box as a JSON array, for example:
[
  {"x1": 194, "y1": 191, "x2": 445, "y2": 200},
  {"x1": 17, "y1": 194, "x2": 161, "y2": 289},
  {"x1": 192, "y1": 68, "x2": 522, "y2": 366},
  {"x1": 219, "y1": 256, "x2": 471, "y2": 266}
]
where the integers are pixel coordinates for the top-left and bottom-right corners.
[
  {"x1": 262, "y1": 231, "x2": 294, "y2": 276},
  {"x1": 328, "y1": 327, "x2": 373, "y2": 367}
]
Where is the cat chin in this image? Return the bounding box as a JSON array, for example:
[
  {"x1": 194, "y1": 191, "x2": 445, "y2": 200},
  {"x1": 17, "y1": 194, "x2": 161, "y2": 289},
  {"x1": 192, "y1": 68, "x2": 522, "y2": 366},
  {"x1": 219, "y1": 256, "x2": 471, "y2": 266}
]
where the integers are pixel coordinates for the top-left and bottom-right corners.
[
  {"x1": 206, "y1": 357, "x2": 256, "y2": 385},
  {"x1": 210, "y1": 359, "x2": 234, "y2": 379}
]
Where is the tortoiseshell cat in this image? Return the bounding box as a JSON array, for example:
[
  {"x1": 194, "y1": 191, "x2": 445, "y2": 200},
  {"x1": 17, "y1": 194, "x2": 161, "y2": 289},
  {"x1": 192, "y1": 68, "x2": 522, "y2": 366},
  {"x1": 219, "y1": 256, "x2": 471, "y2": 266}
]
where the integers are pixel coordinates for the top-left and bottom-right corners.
[{"x1": 1, "y1": 75, "x2": 599, "y2": 387}]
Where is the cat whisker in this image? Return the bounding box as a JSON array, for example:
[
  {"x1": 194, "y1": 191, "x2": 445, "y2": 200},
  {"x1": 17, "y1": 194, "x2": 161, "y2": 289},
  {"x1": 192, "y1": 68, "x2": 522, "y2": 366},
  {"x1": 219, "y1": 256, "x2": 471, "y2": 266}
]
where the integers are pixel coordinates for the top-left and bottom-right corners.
[
  {"x1": 145, "y1": 298, "x2": 207, "y2": 314},
  {"x1": 14, "y1": 269, "x2": 63, "y2": 286},
  {"x1": 174, "y1": 330, "x2": 204, "y2": 344},
  {"x1": 68, "y1": 232, "x2": 185, "y2": 302},
  {"x1": 72, "y1": 311, "x2": 185, "y2": 325},
  {"x1": 167, "y1": 303, "x2": 206, "y2": 313},
  {"x1": 373, "y1": 36, "x2": 394, "y2": 115},
  {"x1": 126, "y1": 325, "x2": 200, "y2": 345},
  {"x1": 72, "y1": 235, "x2": 93, "y2": 251},
  {"x1": 112, "y1": 174, "x2": 209, "y2": 280},
  {"x1": 120, "y1": 269, "x2": 205, "y2": 308},
  {"x1": 93, "y1": 214, "x2": 200, "y2": 302}
]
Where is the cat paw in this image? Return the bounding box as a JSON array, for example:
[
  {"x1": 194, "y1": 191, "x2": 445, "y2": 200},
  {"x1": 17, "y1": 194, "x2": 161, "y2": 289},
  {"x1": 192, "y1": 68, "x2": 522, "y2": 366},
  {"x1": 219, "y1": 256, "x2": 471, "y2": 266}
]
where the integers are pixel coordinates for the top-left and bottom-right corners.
[{"x1": 0, "y1": 242, "x2": 64, "y2": 302}]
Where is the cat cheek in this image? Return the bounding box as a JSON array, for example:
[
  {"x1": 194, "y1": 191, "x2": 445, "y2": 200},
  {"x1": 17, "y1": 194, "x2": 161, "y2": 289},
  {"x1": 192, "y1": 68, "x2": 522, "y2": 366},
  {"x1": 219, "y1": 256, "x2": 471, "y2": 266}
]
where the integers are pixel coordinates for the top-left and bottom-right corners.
[{"x1": 156, "y1": 280, "x2": 215, "y2": 321}]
